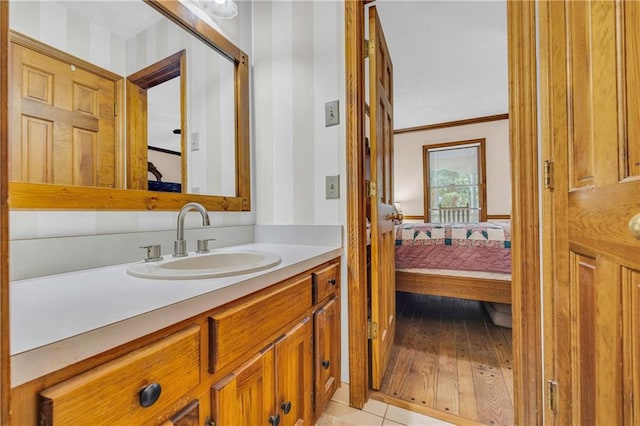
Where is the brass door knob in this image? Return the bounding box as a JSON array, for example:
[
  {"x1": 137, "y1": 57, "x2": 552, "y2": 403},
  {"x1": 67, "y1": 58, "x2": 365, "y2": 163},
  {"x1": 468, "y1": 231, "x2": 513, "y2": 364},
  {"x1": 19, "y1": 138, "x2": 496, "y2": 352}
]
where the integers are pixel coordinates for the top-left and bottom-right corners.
[
  {"x1": 385, "y1": 213, "x2": 403, "y2": 221},
  {"x1": 629, "y1": 213, "x2": 640, "y2": 240}
]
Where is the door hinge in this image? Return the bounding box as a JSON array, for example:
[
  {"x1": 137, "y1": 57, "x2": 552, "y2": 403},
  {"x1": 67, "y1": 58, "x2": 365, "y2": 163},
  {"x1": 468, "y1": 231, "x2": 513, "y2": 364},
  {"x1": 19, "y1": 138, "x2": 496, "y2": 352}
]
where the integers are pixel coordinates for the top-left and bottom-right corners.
[
  {"x1": 544, "y1": 160, "x2": 554, "y2": 190},
  {"x1": 364, "y1": 39, "x2": 370, "y2": 58},
  {"x1": 366, "y1": 180, "x2": 377, "y2": 198},
  {"x1": 367, "y1": 320, "x2": 379, "y2": 339},
  {"x1": 547, "y1": 380, "x2": 558, "y2": 413},
  {"x1": 114, "y1": 102, "x2": 118, "y2": 116}
]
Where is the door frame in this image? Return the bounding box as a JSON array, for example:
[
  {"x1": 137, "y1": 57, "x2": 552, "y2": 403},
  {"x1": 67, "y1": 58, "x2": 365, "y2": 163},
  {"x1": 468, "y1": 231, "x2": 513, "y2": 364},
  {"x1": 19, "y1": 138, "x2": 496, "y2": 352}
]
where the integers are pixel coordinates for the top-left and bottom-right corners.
[
  {"x1": 0, "y1": 0, "x2": 9, "y2": 423},
  {"x1": 344, "y1": 1, "x2": 543, "y2": 424}
]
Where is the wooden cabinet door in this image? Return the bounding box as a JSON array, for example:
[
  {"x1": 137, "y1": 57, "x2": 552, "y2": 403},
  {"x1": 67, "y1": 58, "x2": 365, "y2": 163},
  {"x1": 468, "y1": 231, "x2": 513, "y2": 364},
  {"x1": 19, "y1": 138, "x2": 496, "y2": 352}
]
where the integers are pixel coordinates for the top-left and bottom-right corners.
[
  {"x1": 275, "y1": 317, "x2": 313, "y2": 426},
  {"x1": 313, "y1": 297, "x2": 340, "y2": 418},
  {"x1": 211, "y1": 345, "x2": 276, "y2": 426}
]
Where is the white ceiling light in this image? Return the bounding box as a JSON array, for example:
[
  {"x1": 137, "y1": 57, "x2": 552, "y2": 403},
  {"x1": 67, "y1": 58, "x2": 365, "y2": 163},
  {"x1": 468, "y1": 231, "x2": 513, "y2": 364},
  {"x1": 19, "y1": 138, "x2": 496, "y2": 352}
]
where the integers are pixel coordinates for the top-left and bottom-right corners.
[{"x1": 196, "y1": 0, "x2": 238, "y2": 19}]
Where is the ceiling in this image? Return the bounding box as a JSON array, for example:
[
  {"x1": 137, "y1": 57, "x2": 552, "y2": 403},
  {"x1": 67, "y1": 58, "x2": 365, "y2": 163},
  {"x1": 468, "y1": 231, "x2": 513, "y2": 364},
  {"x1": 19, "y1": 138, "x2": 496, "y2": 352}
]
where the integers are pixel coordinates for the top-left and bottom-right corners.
[
  {"x1": 374, "y1": 0, "x2": 508, "y2": 130},
  {"x1": 54, "y1": 0, "x2": 163, "y2": 39},
  {"x1": 55, "y1": 0, "x2": 507, "y2": 132}
]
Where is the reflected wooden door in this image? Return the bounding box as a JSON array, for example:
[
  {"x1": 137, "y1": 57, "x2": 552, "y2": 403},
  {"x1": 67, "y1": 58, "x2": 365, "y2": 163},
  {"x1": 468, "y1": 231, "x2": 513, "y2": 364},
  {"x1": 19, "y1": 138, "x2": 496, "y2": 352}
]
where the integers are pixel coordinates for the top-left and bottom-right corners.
[
  {"x1": 9, "y1": 38, "x2": 118, "y2": 187},
  {"x1": 541, "y1": 1, "x2": 640, "y2": 424},
  {"x1": 368, "y1": 5, "x2": 396, "y2": 390}
]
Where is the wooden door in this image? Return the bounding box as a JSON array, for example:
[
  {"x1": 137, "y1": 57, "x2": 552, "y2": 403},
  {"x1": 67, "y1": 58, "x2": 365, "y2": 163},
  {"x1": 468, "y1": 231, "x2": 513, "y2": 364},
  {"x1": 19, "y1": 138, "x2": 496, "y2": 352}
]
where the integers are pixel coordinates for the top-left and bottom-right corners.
[
  {"x1": 211, "y1": 345, "x2": 275, "y2": 426},
  {"x1": 9, "y1": 39, "x2": 118, "y2": 187},
  {"x1": 314, "y1": 297, "x2": 340, "y2": 417},
  {"x1": 368, "y1": 5, "x2": 396, "y2": 390},
  {"x1": 541, "y1": 1, "x2": 640, "y2": 424},
  {"x1": 275, "y1": 317, "x2": 313, "y2": 426}
]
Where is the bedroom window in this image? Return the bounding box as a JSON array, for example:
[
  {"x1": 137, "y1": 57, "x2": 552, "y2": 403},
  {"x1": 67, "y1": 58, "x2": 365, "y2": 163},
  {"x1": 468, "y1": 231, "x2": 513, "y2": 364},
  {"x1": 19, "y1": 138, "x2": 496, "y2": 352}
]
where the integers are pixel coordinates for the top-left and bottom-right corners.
[{"x1": 423, "y1": 138, "x2": 487, "y2": 223}]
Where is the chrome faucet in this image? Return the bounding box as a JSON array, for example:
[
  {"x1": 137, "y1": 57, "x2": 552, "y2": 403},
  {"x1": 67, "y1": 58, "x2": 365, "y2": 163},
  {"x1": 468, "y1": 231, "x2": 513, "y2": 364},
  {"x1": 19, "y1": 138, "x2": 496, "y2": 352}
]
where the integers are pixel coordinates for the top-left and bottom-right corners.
[{"x1": 173, "y1": 202, "x2": 210, "y2": 257}]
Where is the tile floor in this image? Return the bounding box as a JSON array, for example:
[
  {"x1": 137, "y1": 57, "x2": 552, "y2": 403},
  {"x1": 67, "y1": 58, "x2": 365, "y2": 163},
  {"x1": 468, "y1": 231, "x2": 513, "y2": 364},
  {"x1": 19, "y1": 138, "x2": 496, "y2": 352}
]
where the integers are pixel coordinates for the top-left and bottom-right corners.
[{"x1": 315, "y1": 384, "x2": 455, "y2": 426}]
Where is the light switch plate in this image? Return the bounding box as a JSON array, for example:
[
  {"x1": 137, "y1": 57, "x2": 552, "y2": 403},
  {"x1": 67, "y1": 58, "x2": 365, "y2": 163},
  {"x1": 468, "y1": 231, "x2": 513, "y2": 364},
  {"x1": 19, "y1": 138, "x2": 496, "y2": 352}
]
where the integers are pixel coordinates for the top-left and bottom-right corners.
[
  {"x1": 325, "y1": 100, "x2": 339, "y2": 127},
  {"x1": 326, "y1": 175, "x2": 340, "y2": 199},
  {"x1": 191, "y1": 132, "x2": 200, "y2": 151}
]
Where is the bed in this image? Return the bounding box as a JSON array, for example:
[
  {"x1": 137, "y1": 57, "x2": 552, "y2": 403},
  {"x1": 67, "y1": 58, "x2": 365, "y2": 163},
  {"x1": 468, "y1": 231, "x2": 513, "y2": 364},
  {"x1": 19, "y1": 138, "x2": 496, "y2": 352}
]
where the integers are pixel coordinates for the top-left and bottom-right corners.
[{"x1": 394, "y1": 221, "x2": 512, "y2": 305}]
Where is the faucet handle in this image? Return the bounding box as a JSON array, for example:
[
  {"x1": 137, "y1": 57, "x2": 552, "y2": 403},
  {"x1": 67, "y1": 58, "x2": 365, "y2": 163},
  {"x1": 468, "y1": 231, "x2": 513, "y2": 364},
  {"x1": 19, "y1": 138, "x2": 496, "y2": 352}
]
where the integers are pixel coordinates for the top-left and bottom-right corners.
[
  {"x1": 140, "y1": 244, "x2": 162, "y2": 262},
  {"x1": 196, "y1": 238, "x2": 216, "y2": 254}
]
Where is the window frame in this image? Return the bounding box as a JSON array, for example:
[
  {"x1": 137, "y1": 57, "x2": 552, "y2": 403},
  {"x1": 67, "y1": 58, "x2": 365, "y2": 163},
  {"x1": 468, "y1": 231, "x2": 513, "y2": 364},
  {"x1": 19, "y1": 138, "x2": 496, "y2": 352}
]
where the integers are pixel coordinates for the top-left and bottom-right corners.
[{"x1": 422, "y1": 138, "x2": 488, "y2": 223}]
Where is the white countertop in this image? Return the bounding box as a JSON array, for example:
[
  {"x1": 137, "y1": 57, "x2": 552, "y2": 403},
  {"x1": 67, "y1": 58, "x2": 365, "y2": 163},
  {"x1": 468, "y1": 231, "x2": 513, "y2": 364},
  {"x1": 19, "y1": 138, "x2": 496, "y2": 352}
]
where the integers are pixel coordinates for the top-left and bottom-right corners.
[{"x1": 10, "y1": 242, "x2": 342, "y2": 386}]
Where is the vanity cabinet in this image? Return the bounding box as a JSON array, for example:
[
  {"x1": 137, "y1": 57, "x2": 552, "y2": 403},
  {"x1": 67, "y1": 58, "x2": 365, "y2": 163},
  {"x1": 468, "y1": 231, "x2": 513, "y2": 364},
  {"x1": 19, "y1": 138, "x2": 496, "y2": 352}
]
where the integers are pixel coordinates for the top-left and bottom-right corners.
[
  {"x1": 12, "y1": 258, "x2": 341, "y2": 426},
  {"x1": 211, "y1": 317, "x2": 313, "y2": 426}
]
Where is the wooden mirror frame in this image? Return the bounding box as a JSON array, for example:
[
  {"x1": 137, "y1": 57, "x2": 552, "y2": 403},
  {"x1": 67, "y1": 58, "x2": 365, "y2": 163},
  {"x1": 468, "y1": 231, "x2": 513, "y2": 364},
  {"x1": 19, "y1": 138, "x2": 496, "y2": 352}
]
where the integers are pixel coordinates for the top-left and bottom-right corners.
[{"x1": 8, "y1": 0, "x2": 250, "y2": 211}]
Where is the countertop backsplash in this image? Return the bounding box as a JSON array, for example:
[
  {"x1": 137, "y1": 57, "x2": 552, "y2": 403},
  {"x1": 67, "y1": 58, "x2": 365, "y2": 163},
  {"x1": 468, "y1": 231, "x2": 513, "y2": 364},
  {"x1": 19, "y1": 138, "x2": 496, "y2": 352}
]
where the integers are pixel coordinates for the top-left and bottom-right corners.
[
  {"x1": 10, "y1": 225, "x2": 255, "y2": 281},
  {"x1": 10, "y1": 211, "x2": 344, "y2": 281}
]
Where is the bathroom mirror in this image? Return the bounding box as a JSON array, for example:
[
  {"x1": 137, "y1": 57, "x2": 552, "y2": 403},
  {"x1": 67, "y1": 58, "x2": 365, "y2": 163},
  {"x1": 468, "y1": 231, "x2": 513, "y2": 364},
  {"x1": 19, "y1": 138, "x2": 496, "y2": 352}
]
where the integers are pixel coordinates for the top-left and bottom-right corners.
[{"x1": 7, "y1": 0, "x2": 250, "y2": 211}]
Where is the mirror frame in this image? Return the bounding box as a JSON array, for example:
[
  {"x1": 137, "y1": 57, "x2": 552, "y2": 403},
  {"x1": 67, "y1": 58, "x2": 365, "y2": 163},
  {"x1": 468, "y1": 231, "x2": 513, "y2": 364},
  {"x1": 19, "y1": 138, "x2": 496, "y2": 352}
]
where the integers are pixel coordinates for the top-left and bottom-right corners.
[{"x1": 8, "y1": 0, "x2": 250, "y2": 211}]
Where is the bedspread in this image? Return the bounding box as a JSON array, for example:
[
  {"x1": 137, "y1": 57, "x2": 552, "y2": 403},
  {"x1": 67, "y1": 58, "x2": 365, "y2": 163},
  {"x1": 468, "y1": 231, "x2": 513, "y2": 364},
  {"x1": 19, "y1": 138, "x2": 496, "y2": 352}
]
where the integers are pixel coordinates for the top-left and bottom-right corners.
[{"x1": 395, "y1": 222, "x2": 511, "y2": 274}]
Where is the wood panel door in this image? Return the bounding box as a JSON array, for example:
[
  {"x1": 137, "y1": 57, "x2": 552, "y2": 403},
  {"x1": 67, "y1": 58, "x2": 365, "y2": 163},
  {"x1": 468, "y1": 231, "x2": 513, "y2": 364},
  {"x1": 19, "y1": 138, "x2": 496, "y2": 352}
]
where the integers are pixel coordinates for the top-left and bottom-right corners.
[
  {"x1": 368, "y1": 5, "x2": 396, "y2": 390},
  {"x1": 541, "y1": 1, "x2": 640, "y2": 424},
  {"x1": 9, "y1": 39, "x2": 118, "y2": 187}
]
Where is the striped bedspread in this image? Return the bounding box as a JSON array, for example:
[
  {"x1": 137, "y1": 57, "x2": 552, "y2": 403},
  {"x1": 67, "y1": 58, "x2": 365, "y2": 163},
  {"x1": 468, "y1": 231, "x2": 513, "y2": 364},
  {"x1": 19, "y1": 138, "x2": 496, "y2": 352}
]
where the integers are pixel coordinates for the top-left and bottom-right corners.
[{"x1": 395, "y1": 222, "x2": 511, "y2": 274}]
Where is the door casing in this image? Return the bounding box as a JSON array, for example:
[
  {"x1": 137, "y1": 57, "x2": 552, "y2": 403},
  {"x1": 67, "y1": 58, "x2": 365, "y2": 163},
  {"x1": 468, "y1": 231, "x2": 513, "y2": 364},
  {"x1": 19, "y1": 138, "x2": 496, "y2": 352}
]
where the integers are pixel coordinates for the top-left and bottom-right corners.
[{"x1": 344, "y1": 1, "x2": 542, "y2": 424}]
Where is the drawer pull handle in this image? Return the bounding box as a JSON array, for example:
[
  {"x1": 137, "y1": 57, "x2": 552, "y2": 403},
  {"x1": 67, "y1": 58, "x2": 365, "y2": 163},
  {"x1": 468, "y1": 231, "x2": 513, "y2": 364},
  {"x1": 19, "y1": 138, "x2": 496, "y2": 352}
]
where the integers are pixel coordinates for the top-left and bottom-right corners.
[
  {"x1": 268, "y1": 414, "x2": 281, "y2": 426},
  {"x1": 322, "y1": 360, "x2": 330, "y2": 369},
  {"x1": 280, "y1": 401, "x2": 292, "y2": 414},
  {"x1": 328, "y1": 278, "x2": 337, "y2": 286},
  {"x1": 138, "y1": 383, "x2": 162, "y2": 407}
]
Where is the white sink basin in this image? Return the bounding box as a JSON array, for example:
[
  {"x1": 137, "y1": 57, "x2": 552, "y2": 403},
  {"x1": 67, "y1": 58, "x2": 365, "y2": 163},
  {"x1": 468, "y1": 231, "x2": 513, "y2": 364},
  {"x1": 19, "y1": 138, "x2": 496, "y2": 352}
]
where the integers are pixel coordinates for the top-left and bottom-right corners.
[{"x1": 127, "y1": 250, "x2": 282, "y2": 280}]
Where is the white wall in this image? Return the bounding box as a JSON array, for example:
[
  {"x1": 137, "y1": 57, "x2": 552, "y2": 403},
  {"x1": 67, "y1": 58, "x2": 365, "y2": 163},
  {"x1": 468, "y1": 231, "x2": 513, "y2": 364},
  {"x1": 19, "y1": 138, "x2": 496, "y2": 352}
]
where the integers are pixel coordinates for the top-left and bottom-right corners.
[
  {"x1": 394, "y1": 119, "x2": 511, "y2": 218},
  {"x1": 252, "y1": 0, "x2": 345, "y2": 227},
  {"x1": 251, "y1": 0, "x2": 348, "y2": 381}
]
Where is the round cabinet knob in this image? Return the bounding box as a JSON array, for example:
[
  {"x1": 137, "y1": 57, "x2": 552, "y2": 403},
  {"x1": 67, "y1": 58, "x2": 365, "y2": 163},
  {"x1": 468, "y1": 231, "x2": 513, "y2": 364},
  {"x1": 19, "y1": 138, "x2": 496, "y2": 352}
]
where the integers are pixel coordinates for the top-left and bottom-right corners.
[
  {"x1": 322, "y1": 360, "x2": 331, "y2": 369},
  {"x1": 138, "y1": 383, "x2": 162, "y2": 407},
  {"x1": 328, "y1": 278, "x2": 337, "y2": 286},
  {"x1": 268, "y1": 414, "x2": 281, "y2": 426},
  {"x1": 280, "y1": 401, "x2": 292, "y2": 414},
  {"x1": 629, "y1": 213, "x2": 640, "y2": 240}
]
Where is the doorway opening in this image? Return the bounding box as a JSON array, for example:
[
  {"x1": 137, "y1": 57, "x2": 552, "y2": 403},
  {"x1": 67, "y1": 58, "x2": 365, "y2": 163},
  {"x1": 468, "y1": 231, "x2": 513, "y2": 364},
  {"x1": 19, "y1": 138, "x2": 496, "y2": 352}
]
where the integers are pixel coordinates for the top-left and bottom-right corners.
[{"x1": 345, "y1": 1, "x2": 541, "y2": 425}]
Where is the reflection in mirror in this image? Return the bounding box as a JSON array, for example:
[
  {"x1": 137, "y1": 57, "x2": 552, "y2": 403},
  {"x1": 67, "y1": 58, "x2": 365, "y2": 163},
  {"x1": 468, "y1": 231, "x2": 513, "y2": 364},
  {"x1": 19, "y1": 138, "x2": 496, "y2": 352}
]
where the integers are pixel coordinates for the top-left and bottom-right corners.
[
  {"x1": 147, "y1": 78, "x2": 182, "y2": 193},
  {"x1": 126, "y1": 50, "x2": 187, "y2": 192},
  {"x1": 8, "y1": 0, "x2": 250, "y2": 211},
  {"x1": 126, "y1": 20, "x2": 236, "y2": 196},
  {"x1": 9, "y1": 31, "x2": 123, "y2": 188}
]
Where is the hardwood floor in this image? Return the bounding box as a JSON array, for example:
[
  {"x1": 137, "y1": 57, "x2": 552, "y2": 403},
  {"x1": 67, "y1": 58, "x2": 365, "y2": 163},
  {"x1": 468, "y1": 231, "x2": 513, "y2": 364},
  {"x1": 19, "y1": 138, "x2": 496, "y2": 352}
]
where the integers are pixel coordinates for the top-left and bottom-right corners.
[{"x1": 379, "y1": 292, "x2": 514, "y2": 425}]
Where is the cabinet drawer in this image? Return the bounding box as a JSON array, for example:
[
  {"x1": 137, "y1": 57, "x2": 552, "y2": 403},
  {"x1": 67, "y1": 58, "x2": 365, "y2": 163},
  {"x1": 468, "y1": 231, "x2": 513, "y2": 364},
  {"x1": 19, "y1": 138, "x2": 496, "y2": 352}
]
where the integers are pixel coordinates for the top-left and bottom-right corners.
[
  {"x1": 40, "y1": 326, "x2": 200, "y2": 426},
  {"x1": 209, "y1": 275, "x2": 312, "y2": 373},
  {"x1": 312, "y1": 262, "x2": 340, "y2": 304}
]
